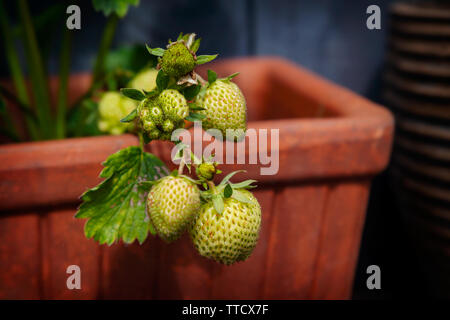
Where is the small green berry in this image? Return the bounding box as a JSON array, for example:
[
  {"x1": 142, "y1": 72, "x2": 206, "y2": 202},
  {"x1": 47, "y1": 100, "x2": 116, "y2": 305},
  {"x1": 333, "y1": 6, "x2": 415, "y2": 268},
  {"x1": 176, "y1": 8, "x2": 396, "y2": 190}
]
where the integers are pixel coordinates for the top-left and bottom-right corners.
[
  {"x1": 148, "y1": 128, "x2": 161, "y2": 140},
  {"x1": 160, "y1": 42, "x2": 196, "y2": 78},
  {"x1": 162, "y1": 119, "x2": 174, "y2": 132},
  {"x1": 196, "y1": 162, "x2": 218, "y2": 181}
]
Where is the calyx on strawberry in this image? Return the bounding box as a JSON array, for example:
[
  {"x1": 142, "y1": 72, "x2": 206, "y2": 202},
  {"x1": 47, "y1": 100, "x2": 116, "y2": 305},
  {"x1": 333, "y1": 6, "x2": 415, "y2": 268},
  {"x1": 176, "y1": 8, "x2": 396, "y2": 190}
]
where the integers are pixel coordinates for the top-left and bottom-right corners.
[
  {"x1": 147, "y1": 172, "x2": 201, "y2": 242},
  {"x1": 189, "y1": 170, "x2": 261, "y2": 265},
  {"x1": 137, "y1": 89, "x2": 187, "y2": 141}
]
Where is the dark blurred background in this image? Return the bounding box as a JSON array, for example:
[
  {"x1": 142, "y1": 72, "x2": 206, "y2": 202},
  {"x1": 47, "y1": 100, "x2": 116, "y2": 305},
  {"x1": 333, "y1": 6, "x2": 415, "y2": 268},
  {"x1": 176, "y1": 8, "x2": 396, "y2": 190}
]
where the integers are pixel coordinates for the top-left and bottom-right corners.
[{"x1": 1, "y1": 0, "x2": 435, "y2": 299}]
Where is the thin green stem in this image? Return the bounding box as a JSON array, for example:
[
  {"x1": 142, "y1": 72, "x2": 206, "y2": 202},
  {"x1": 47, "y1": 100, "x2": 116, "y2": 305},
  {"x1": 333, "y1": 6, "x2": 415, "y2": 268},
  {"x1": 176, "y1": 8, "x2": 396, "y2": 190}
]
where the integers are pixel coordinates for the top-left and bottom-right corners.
[
  {"x1": 206, "y1": 180, "x2": 217, "y2": 194},
  {"x1": 138, "y1": 131, "x2": 145, "y2": 151},
  {"x1": 17, "y1": 0, "x2": 53, "y2": 139},
  {"x1": 0, "y1": 0, "x2": 38, "y2": 140},
  {"x1": 92, "y1": 14, "x2": 119, "y2": 85},
  {"x1": 56, "y1": 28, "x2": 72, "y2": 139}
]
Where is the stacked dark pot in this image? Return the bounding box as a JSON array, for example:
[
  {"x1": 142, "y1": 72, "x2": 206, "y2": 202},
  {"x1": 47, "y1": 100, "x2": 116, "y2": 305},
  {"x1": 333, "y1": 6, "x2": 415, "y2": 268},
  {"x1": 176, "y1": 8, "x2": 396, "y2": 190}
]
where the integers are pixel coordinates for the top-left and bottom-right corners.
[{"x1": 384, "y1": 1, "x2": 450, "y2": 298}]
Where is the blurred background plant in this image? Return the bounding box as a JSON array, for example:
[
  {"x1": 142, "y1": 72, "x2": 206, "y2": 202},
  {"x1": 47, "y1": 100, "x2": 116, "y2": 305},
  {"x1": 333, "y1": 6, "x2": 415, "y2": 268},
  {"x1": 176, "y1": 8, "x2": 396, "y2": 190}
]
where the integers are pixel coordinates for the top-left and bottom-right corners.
[{"x1": 0, "y1": 0, "x2": 159, "y2": 142}]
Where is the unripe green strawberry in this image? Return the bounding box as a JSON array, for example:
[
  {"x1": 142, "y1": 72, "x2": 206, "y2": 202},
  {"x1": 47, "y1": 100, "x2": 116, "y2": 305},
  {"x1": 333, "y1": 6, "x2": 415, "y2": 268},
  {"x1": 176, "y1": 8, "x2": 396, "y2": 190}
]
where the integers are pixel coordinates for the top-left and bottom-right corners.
[
  {"x1": 98, "y1": 91, "x2": 136, "y2": 135},
  {"x1": 189, "y1": 189, "x2": 261, "y2": 265},
  {"x1": 162, "y1": 119, "x2": 174, "y2": 132},
  {"x1": 196, "y1": 79, "x2": 247, "y2": 140},
  {"x1": 129, "y1": 68, "x2": 158, "y2": 91},
  {"x1": 196, "y1": 162, "x2": 219, "y2": 181},
  {"x1": 159, "y1": 89, "x2": 189, "y2": 122},
  {"x1": 148, "y1": 175, "x2": 201, "y2": 242},
  {"x1": 160, "y1": 42, "x2": 196, "y2": 78},
  {"x1": 148, "y1": 127, "x2": 161, "y2": 140}
]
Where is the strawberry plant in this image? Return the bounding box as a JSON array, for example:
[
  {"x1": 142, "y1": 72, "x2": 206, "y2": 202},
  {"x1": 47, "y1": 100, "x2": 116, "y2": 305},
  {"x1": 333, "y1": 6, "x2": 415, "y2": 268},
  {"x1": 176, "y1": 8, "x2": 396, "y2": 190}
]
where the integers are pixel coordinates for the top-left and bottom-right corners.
[
  {"x1": 0, "y1": 0, "x2": 148, "y2": 141},
  {"x1": 76, "y1": 33, "x2": 262, "y2": 265}
]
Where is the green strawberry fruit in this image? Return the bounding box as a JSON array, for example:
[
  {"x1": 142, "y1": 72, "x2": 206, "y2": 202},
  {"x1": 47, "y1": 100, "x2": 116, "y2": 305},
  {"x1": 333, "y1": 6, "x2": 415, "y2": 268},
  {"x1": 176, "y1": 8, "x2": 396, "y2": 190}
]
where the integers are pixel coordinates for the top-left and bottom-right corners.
[
  {"x1": 98, "y1": 91, "x2": 136, "y2": 135},
  {"x1": 189, "y1": 189, "x2": 261, "y2": 265},
  {"x1": 159, "y1": 89, "x2": 189, "y2": 122},
  {"x1": 129, "y1": 68, "x2": 158, "y2": 91},
  {"x1": 148, "y1": 175, "x2": 201, "y2": 242},
  {"x1": 196, "y1": 79, "x2": 247, "y2": 141},
  {"x1": 160, "y1": 42, "x2": 196, "y2": 78}
]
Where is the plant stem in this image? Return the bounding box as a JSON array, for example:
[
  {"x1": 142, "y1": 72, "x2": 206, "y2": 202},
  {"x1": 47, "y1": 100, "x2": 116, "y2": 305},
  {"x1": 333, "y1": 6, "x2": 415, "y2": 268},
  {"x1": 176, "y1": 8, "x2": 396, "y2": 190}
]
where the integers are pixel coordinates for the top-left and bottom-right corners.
[
  {"x1": 0, "y1": 0, "x2": 38, "y2": 140},
  {"x1": 206, "y1": 180, "x2": 217, "y2": 194},
  {"x1": 92, "y1": 14, "x2": 119, "y2": 85},
  {"x1": 17, "y1": 0, "x2": 53, "y2": 139},
  {"x1": 138, "y1": 131, "x2": 144, "y2": 151},
  {"x1": 56, "y1": 28, "x2": 72, "y2": 139}
]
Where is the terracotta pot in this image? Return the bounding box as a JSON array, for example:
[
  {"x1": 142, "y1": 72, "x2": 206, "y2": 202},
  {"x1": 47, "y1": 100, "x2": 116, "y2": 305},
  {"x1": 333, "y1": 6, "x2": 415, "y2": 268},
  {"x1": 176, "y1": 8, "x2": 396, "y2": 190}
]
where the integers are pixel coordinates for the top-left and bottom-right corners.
[{"x1": 0, "y1": 57, "x2": 394, "y2": 299}]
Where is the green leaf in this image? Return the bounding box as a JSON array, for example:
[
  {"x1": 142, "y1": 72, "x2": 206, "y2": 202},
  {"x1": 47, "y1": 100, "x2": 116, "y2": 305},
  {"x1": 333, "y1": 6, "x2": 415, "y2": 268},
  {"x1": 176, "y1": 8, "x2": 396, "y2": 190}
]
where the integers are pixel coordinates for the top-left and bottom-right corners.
[
  {"x1": 146, "y1": 44, "x2": 165, "y2": 57},
  {"x1": 212, "y1": 194, "x2": 224, "y2": 214},
  {"x1": 120, "y1": 108, "x2": 137, "y2": 123},
  {"x1": 185, "y1": 112, "x2": 206, "y2": 122},
  {"x1": 183, "y1": 84, "x2": 201, "y2": 101},
  {"x1": 76, "y1": 146, "x2": 168, "y2": 245},
  {"x1": 207, "y1": 70, "x2": 217, "y2": 84},
  {"x1": 231, "y1": 189, "x2": 252, "y2": 204},
  {"x1": 218, "y1": 170, "x2": 246, "y2": 187},
  {"x1": 156, "y1": 70, "x2": 170, "y2": 91},
  {"x1": 120, "y1": 88, "x2": 146, "y2": 101},
  {"x1": 224, "y1": 184, "x2": 233, "y2": 198},
  {"x1": 196, "y1": 54, "x2": 218, "y2": 65},
  {"x1": 230, "y1": 179, "x2": 257, "y2": 189},
  {"x1": 92, "y1": 0, "x2": 139, "y2": 18}
]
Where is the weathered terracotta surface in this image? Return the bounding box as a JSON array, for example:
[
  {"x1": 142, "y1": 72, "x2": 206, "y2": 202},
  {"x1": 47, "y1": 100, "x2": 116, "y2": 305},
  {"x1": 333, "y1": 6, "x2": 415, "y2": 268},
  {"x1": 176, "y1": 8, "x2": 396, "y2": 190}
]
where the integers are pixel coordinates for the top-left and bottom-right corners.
[{"x1": 0, "y1": 58, "x2": 394, "y2": 299}]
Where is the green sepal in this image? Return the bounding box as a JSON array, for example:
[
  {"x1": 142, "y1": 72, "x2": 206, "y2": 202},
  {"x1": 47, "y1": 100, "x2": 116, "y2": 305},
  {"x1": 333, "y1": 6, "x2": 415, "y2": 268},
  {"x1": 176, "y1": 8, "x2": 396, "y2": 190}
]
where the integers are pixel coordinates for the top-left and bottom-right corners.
[
  {"x1": 218, "y1": 170, "x2": 246, "y2": 187},
  {"x1": 183, "y1": 84, "x2": 201, "y2": 101},
  {"x1": 121, "y1": 88, "x2": 146, "y2": 101},
  {"x1": 230, "y1": 189, "x2": 252, "y2": 204},
  {"x1": 179, "y1": 174, "x2": 200, "y2": 185},
  {"x1": 185, "y1": 112, "x2": 206, "y2": 122},
  {"x1": 120, "y1": 108, "x2": 137, "y2": 123},
  {"x1": 75, "y1": 146, "x2": 168, "y2": 245},
  {"x1": 188, "y1": 102, "x2": 205, "y2": 111},
  {"x1": 196, "y1": 54, "x2": 218, "y2": 65},
  {"x1": 191, "y1": 38, "x2": 201, "y2": 53},
  {"x1": 207, "y1": 69, "x2": 217, "y2": 84},
  {"x1": 230, "y1": 179, "x2": 257, "y2": 189},
  {"x1": 224, "y1": 184, "x2": 233, "y2": 198},
  {"x1": 144, "y1": 89, "x2": 159, "y2": 98},
  {"x1": 223, "y1": 72, "x2": 239, "y2": 81},
  {"x1": 146, "y1": 44, "x2": 165, "y2": 57},
  {"x1": 212, "y1": 194, "x2": 224, "y2": 214}
]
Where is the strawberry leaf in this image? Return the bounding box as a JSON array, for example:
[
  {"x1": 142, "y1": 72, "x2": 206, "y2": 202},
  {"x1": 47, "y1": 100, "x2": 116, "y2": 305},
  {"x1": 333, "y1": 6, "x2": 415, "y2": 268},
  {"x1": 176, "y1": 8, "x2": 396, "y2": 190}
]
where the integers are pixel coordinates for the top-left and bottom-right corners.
[
  {"x1": 196, "y1": 54, "x2": 218, "y2": 65},
  {"x1": 76, "y1": 146, "x2": 168, "y2": 245}
]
